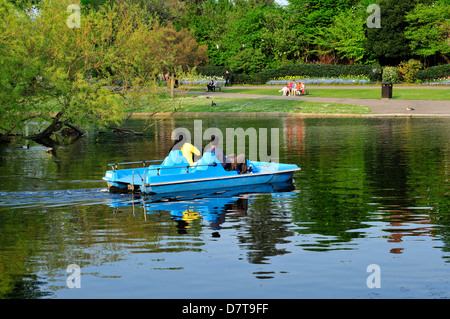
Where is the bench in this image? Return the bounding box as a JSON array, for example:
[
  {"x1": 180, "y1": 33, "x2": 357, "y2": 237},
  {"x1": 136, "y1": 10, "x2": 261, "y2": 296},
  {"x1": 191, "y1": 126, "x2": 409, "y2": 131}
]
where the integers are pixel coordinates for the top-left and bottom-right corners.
[
  {"x1": 296, "y1": 89, "x2": 309, "y2": 96},
  {"x1": 206, "y1": 82, "x2": 223, "y2": 92}
]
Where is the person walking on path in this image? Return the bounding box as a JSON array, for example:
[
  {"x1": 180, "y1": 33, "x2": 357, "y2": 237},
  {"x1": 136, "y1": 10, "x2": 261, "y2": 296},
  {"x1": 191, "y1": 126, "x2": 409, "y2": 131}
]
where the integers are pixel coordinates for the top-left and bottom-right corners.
[{"x1": 224, "y1": 70, "x2": 231, "y2": 87}]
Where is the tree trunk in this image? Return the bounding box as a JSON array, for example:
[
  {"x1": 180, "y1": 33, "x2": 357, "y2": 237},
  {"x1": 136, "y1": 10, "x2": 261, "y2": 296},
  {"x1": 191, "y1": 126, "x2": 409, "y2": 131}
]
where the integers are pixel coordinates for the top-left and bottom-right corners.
[
  {"x1": 29, "y1": 112, "x2": 63, "y2": 141},
  {"x1": 28, "y1": 112, "x2": 64, "y2": 144},
  {"x1": 63, "y1": 122, "x2": 84, "y2": 137},
  {"x1": 440, "y1": 53, "x2": 450, "y2": 64},
  {"x1": 108, "y1": 126, "x2": 143, "y2": 135},
  {"x1": 0, "y1": 133, "x2": 11, "y2": 144},
  {"x1": 170, "y1": 74, "x2": 175, "y2": 98}
]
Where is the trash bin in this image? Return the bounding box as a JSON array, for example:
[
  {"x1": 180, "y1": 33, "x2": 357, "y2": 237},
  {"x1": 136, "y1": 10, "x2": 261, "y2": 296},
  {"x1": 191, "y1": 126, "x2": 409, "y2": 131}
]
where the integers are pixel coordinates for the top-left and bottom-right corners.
[{"x1": 382, "y1": 82, "x2": 393, "y2": 99}]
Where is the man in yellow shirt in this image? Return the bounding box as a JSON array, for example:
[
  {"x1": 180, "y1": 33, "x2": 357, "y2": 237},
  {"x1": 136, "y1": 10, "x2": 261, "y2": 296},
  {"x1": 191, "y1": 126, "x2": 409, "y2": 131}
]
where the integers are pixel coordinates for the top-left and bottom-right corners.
[
  {"x1": 181, "y1": 142, "x2": 200, "y2": 166},
  {"x1": 169, "y1": 134, "x2": 200, "y2": 166}
]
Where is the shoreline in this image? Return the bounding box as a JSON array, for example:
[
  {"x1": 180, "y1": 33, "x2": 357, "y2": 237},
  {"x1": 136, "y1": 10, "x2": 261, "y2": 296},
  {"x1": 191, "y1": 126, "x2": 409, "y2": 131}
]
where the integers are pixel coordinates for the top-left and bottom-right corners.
[
  {"x1": 131, "y1": 112, "x2": 450, "y2": 118},
  {"x1": 184, "y1": 84, "x2": 450, "y2": 90}
]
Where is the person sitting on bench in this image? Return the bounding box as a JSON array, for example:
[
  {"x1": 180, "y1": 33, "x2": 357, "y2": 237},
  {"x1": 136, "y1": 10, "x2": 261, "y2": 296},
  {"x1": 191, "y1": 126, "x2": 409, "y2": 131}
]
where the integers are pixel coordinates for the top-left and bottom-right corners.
[{"x1": 207, "y1": 79, "x2": 215, "y2": 92}]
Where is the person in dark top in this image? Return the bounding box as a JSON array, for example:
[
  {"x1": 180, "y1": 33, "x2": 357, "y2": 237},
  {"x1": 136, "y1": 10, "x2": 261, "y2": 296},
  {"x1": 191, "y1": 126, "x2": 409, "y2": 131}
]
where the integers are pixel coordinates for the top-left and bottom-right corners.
[
  {"x1": 207, "y1": 79, "x2": 215, "y2": 92},
  {"x1": 224, "y1": 70, "x2": 230, "y2": 87},
  {"x1": 204, "y1": 135, "x2": 248, "y2": 173},
  {"x1": 204, "y1": 135, "x2": 226, "y2": 167}
]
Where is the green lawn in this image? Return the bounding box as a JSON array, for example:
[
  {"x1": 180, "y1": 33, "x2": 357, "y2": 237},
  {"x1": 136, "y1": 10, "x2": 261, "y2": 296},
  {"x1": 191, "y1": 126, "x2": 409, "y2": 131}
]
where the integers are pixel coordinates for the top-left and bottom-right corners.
[
  {"x1": 172, "y1": 96, "x2": 372, "y2": 114},
  {"x1": 212, "y1": 87, "x2": 450, "y2": 100}
]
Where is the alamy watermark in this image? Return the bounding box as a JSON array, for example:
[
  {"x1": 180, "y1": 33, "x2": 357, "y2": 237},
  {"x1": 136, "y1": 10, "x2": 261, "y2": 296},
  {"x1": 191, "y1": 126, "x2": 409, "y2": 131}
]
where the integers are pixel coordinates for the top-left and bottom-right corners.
[
  {"x1": 66, "y1": 4, "x2": 81, "y2": 29},
  {"x1": 366, "y1": 264, "x2": 381, "y2": 288},
  {"x1": 170, "y1": 120, "x2": 279, "y2": 165},
  {"x1": 66, "y1": 264, "x2": 81, "y2": 288},
  {"x1": 366, "y1": 4, "x2": 381, "y2": 29}
]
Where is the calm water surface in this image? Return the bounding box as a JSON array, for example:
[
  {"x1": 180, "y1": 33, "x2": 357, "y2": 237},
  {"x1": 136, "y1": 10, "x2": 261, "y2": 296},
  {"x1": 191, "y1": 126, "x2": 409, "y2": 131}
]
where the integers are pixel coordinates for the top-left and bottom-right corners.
[{"x1": 0, "y1": 116, "x2": 448, "y2": 299}]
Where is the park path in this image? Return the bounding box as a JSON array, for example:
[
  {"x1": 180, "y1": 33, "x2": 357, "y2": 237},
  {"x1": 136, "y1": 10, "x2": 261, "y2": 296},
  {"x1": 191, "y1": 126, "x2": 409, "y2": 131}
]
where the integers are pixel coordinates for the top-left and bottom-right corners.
[{"x1": 191, "y1": 85, "x2": 450, "y2": 116}]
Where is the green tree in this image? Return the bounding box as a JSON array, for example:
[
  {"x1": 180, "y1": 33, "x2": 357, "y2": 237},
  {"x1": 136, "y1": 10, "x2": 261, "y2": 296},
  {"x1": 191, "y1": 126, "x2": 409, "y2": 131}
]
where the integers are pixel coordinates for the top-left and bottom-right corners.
[
  {"x1": 405, "y1": 0, "x2": 450, "y2": 64},
  {"x1": 0, "y1": 0, "x2": 206, "y2": 145},
  {"x1": 365, "y1": 0, "x2": 418, "y2": 65},
  {"x1": 174, "y1": 0, "x2": 234, "y2": 65},
  {"x1": 0, "y1": 0, "x2": 41, "y2": 140},
  {"x1": 228, "y1": 47, "x2": 267, "y2": 74},
  {"x1": 313, "y1": 7, "x2": 374, "y2": 64}
]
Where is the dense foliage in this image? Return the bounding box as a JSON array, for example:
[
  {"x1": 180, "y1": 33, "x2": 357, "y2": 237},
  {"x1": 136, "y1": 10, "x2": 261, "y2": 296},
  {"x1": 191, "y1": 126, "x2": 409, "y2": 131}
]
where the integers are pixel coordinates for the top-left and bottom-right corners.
[
  {"x1": 0, "y1": 0, "x2": 206, "y2": 144},
  {"x1": 1, "y1": 0, "x2": 449, "y2": 143},
  {"x1": 171, "y1": 0, "x2": 449, "y2": 68},
  {"x1": 142, "y1": 0, "x2": 448, "y2": 81},
  {"x1": 78, "y1": 0, "x2": 449, "y2": 70}
]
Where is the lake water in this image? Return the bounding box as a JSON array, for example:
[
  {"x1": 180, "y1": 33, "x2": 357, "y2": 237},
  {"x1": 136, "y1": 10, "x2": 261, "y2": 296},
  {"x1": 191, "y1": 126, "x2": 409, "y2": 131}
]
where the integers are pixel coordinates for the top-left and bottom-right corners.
[{"x1": 0, "y1": 116, "x2": 448, "y2": 299}]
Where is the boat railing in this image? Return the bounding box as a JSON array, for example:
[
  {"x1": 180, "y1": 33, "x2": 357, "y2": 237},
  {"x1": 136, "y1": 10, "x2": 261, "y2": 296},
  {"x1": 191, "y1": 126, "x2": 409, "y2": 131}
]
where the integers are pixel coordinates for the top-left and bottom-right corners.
[
  {"x1": 107, "y1": 160, "x2": 163, "y2": 171},
  {"x1": 138, "y1": 162, "x2": 218, "y2": 190},
  {"x1": 131, "y1": 169, "x2": 144, "y2": 187}
]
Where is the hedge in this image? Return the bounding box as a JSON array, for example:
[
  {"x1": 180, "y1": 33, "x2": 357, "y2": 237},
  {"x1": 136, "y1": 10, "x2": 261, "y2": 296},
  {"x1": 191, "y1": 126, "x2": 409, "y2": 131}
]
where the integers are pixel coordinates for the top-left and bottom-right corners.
[
  {"x1": 253, "y1": 64, "x2": 382, "y2": 83},
  {"x1": 414, "y1": 64, "x2": 450, "y2": 81},
  {"x1": 197, "y1": 64, "x2": 382, "y2": 84}
]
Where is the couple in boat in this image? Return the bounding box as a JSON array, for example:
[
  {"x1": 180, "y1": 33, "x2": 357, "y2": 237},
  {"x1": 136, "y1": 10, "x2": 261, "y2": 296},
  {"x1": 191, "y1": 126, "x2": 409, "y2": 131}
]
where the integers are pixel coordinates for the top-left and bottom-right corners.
[{"x1": 168, "y1": 134, "x2": 248, "y2": 174}]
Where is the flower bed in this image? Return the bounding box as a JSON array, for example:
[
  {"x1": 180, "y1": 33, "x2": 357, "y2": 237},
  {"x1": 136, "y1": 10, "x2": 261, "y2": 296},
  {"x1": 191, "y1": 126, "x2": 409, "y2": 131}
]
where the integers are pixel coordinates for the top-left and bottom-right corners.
[
  {"x1": 267, "y1": 75, "x2": 372, "y2": 85},
  {"x1": 179, "y1": 76, "x2": 225, "y2": 86},
  {"x1": 422, "y1": 76, "x2": 450, "y2": 85}
]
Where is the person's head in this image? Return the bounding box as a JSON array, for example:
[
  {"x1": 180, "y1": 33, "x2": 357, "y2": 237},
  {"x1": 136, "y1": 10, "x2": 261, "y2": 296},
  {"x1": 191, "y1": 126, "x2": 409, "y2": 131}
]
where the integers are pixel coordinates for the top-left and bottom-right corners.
[
  {"x1": 210, "y1": 135, "x2": 219, "y2": 146},
  {"x1": 173, "y1": 131, "x2": 186, "y2": 143}
]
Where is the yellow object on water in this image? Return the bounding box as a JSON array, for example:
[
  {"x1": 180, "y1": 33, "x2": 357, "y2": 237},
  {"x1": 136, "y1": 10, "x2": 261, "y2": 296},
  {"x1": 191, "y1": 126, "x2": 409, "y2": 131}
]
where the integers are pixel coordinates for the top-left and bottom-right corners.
[
  {"x1": 181, "y1": 209, "x2": 200, "y2": 228},
  {"x1": 181, "y1": 143, "x2": 200, "y2": 166}
]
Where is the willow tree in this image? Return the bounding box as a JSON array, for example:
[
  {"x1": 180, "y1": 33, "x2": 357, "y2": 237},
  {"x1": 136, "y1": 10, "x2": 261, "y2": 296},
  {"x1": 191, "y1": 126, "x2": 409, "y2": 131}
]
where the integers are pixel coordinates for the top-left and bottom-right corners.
[
  {"x1": 0, "y1": 0, "x2": 206, "y2": 145},
  {"x1": 0, "y1": 0, "x2": 40, "y2": 142}
]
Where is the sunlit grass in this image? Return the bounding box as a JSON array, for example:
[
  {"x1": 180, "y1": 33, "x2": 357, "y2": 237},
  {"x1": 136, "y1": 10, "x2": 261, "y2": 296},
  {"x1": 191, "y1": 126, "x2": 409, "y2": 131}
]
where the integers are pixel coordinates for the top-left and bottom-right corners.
[
  {"x1": 213, "y1": 88, "x2": 450, "y2": 100},
  {"x1": 169, "y1": 96, "x2": 372, "y2": 114}
]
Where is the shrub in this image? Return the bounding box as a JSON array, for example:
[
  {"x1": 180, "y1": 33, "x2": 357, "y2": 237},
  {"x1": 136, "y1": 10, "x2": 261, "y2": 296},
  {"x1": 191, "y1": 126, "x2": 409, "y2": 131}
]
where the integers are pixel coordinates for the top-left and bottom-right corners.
[
  {"x1": 382, "y1": 67, "x2": 400, "y2": 84},
  {"x1": 414, "y1": 64, "x2": 450, "y2": 82},
  {"x1": 398, "y1": 59, "x2": 422, "y2": 83}
]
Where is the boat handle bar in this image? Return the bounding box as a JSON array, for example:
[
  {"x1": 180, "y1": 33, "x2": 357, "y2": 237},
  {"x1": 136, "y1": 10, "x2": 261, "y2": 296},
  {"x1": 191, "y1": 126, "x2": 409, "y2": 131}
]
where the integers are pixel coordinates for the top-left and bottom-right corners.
[
  {"x1": 131, "y1": 169, "x2": 144, "y2": 188},
  {"x1": 142, "y1": 162, "x2": 218, "y2": 184},
  {"x1": 108, "y1": 160, "x2": 164, "y2": 170}
]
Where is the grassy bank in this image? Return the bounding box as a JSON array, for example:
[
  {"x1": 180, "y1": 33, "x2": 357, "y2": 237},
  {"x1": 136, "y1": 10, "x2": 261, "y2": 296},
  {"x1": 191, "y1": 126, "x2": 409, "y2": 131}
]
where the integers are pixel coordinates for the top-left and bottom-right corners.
[
  {"x1": 170, "y1": 96, "x2": 372, "y2": 114},
  {"x1": 205, "y1": 87, "x2": 450, "y2": 100}
]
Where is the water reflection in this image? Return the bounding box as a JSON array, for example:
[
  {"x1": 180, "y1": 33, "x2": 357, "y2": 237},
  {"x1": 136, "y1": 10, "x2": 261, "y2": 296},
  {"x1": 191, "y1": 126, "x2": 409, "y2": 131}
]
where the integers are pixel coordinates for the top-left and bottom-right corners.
[
  {"x1": 381, "y1": 204, "x2": 436, "y2": 254},
  {"x1": 0, "y1": 116, "x2": 449, "y2": 298},
  {"x1": 109, "y1": 182, "x2": 296, "y2": 240}
]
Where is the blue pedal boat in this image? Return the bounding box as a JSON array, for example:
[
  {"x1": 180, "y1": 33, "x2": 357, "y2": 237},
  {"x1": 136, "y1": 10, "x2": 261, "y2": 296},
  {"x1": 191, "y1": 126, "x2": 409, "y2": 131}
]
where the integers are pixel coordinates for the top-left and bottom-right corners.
[{"x1": 103, "y1": 150, "x2": 300, "y2": 194}]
